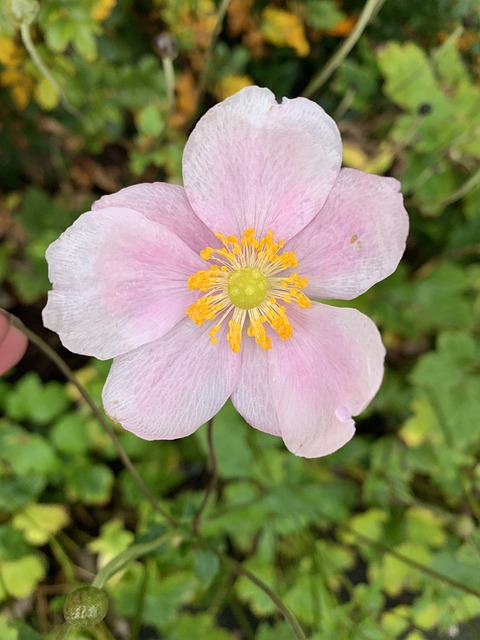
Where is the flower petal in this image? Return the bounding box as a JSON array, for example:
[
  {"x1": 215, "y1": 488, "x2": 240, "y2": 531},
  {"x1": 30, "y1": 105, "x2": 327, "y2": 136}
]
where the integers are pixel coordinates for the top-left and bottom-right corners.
[
  {"x1": 268, "y1": 303, "x2": 385, "y2": 458},
  {"x1": 289, "y1": 168, "x2": 409, "y2": 300},
  {"x1": 231, "y1": 335, "x2": 281, "y2": 436},
  {"x1": 43, "y1": 207, "x2": 205, "y2": 359},
  {"x1": 183, "y1": 86, "x2": 342, "y2": 241},
  {"x1": 102, "y1": 318, "x2": 241, "y2": 440},
  {"x1": 93, "y1": 182, "x2": 215, "y2": 253},
  {"x1": 0, "y1": 314, "x2": 28, "y2": 376}
]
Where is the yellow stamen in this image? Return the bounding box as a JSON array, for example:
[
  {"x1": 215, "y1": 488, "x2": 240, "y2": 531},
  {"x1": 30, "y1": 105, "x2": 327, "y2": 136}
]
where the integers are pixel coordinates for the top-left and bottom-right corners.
[
  {"x1": 227, "y1": 320, "x2": 242, "y2": 353},
  {"x1": 209, "y1": 324, "x2": 220, "y2": 345},
  {"x1": 186, "y1": 228, "x2": 311, "y2": 353}
]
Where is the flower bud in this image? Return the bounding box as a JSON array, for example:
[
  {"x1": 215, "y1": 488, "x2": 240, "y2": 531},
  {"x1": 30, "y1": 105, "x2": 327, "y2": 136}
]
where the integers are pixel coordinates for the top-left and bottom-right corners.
[
  {"x1": 7, "y1": 0, "x2": 40, "y2": 25},
  {"x1": 63, "y1": 586, "x2": 109, "y2": 628},
  {"x1": 154, "y1": 32, "x2": 179, "y2": 60}
]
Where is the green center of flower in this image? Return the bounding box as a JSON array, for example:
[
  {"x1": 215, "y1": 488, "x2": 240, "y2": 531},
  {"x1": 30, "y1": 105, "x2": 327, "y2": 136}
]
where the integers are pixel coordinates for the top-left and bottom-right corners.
[{"x1": 227, "y1": 267, "x2": 268, "y2": 310}]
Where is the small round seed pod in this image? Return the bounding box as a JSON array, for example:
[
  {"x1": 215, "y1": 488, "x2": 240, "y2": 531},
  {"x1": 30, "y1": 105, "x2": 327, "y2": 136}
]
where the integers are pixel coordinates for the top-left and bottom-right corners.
[{"x1": 64, "y1": 586, "x2": 109, "y2": 628}]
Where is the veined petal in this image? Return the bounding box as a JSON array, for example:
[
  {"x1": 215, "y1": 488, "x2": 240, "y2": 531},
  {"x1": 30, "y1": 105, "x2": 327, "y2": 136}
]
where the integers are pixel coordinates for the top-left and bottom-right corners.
[
  {"x1": 43, "y1": 207, "x2": 205, "y2": 360},
  {"x1": 231, "y1": 335, "x2": 281, "y2": 436},
  {"x1": 93, "y1": 182, "x2": 216, "y2": 253},
  {"x1": 268, "y1": 303, "x2": 385, "y2": 458},
  {"x1": 289, "y1": 168, "x2": 409, "y2": 300},
  {"x1": 183, "y1": 86, "x2": 342, "y2": 242},
  {"x1": 102, "y1": 318, "x2": 241, "y2": 440}
]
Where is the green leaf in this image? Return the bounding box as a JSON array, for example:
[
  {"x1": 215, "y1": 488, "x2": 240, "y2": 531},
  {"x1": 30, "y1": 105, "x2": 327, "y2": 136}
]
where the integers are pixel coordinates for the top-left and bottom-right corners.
[
  {"x1": 0, "y1": 423, "x2": 60, "y2": 476},
  {"x1": 66, "y1": 462, "x2": 114, "y2": 505},
  {"x1": 377, "y1": 42, "x2": 444, "y2": 110},
  {"x1": 235, "y1": 558, "x2": 277, "y2": 617},
  {"x1": 0, "y1": 525, "x2": 30, "y2": 561},
  {"x1": 88, "y1": 519, "x2": 134, "y2": 569},
  {"x1": 0, "y1": 474, "x2": 45, "y2": 512},
  {"x1": 377, "y1": 542, "x2": 431, "y2": 597},
  {"x1": 0, "y1": 555, "x2": 46, "y2": 600},
  {"x1": 50, "y1": 413, "x2": 90, "y2": 456},
  {"x1": 410, "y1": 332, "x2": 480, "y2": 449},
  {"x1": 404, "y1": 507, "x2": 446, "y2": 548},
  {"x1": 73, "y1": 26, "x2": 98, "y2": 62},
  {"x1": 193, "y1": 549, "x2": 220, "y2": 588},
  {"x1": 165, "y1": 613, "x2": 234, "y2": 640},
  {"x1": 136, "y1": 104, "x2": 165, "y2": 137},
  {"x1": 12, "y1": 503, "x2": 70, "y2": 546},
  {"x1": 5, "y1": 372, "x2": 70, "y2": 425},
  {"x1": 0, "y1": 618, "x2": 18, "y2": 640},
  {"x1": 434, "y1": 37, "x2": 469, "y2": 85},
  {"x1": 113, "y1": 565, "x2": 197, "y2": 629}
]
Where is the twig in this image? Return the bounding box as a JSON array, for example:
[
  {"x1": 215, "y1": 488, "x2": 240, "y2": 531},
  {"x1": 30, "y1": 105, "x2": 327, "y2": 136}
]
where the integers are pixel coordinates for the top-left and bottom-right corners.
[
  {"x1": 194, "y1": 0, "x2": 232, "y2": 116},
  {"x1": 344, "y1": 526, "x2": 480, "y2": 599},
  {"x1": 218, "y1": 552, "x2": 307, "y2": 640},
  {"x1": 20, "y1": 22, "x2": 87, "y2": 124},
  {"x1": 302, "y1": 0, "x2": 386, "y2": 98},
  {"x1": 192, "y1": 417, "x2": 218, "y2": 534}
]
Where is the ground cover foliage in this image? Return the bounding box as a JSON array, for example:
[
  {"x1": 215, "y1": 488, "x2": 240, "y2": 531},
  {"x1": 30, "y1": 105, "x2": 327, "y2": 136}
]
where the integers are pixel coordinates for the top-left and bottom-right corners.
[{"x1": 1, "y1": 0, "x2": 480, "y2": 638}]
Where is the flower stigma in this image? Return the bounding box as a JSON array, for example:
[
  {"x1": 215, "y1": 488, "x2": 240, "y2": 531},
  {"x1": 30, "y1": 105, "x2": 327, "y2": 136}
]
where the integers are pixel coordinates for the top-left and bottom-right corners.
[{"x1": 186, "y1": 228, "x2": 311, "y2": 353}]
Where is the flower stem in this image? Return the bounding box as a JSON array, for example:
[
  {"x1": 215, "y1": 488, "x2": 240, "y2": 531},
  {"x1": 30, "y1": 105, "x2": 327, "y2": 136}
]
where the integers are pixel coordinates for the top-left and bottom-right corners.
[
  {"x1": 10, "y1": 316, "x2": 175, "y2": 526},
  {"x1": 218, "y1": 552, "x2": 307, "y2": 640},
  {"x1": 192, "y1": 416, "x2": 218, "y2": 534},
  {"x1": 20, "y1": 22, "x2": 87, "y2": 124},
  {"x1": 162, "y1": 57, "x2": 176, "y2": 111},
  {"x1": 195, "y1": 0, "x2": 232, "y2": 116},
  {"x1": 92, "y1": 535, "x2": 170, "y2": 589},
  {"x1": 302, "y1": 0, "x2": 386, "y2": 98}
]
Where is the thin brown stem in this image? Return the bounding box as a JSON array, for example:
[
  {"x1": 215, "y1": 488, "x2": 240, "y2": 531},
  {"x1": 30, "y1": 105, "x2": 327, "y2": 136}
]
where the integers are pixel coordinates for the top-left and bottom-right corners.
[
  {"x1": 218, "y1": 552, "x2": 307, "y2": 640},
  {"x1": 11, "y1": 316, "x2": 175, "y2": 526},
  {"x1": 192, "y1": 416, "x2": 218, "y2": 534},
  {"x1": 344, "y1": 526, "x2": 480, "y2": 599}
]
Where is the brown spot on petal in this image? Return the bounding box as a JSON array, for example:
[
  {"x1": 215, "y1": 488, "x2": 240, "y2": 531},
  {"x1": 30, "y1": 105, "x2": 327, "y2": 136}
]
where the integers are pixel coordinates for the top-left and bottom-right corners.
[{"x1": 350, "y1": 234, "x2": 361, "y2": 250}]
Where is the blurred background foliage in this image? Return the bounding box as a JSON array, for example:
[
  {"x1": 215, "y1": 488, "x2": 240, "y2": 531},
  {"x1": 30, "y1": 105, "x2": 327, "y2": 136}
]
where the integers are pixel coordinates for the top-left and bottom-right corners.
[{"x1": 1, "y1": 0, "x2": 480, "y2": 638}]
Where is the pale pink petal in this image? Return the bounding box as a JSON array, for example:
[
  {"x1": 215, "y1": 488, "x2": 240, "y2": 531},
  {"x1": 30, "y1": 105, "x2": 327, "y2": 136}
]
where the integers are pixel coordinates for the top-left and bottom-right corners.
[
  {"x1": 265, "y1": 303, "x2": 385, "y2": 458},
  {"x1": 93, "y1": 182, "x2": 215, "y2": 253},
  {"x1": 102, "y1": 318, "x2": 240, "y2": 440},
  {"x1": 0, "y1": 314, "x2": 28, "y2": 376},
  {"x1": 231, "y1": 336, "x2": 281, "y2": 436},
  {"x1": 288, "y1": 169, "x2": 409, "y2": 300},
  {"x1": 43, "y1": 207, "x2": 205, "y2": 360},
  {"x1": 183, "y1": 86, "x2": 342, "y2": 241}
]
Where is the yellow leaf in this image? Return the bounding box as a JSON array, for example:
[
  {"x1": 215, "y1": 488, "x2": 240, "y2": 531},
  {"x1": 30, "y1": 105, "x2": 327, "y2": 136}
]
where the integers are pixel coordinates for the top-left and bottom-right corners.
[
  {"x1": 261, "y1": 6, "x2": 310, "y2": 57},
  {"x1": 0, "y1": 555, "x2": 46, "y2": 599},
  {"x1": 90, "y1": 0, "x2": 116, "y2": 21},
  {"x1": 381, "y1": 541, "x2": 431, "y2": 597},
  {"x1": 405, "y1": 506, "x2": 446, "y2": 548},
  {"x1": 341, "y1": 508, "x2": 387, "y2": 545},
  {"x1": 342, "y1": 141, "x2": 394, "y2": 174},
  {"x1": 34, "y1": 75, "x2": 59, "y2": 110},
  {"x1": 13, "y1": 503, "x2": 70, "y2": 545},
  {"x1": 400, "y1": 397, "x2": 439, "y2": 447},
  {"x1": 214, "y1": 74, "x2": 253, "y2": 101}
]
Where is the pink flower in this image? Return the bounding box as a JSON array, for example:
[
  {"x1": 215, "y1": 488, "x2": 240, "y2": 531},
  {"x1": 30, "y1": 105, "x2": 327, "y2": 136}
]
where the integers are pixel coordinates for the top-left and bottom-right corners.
[
  {"x1": 43, "y1": 87, "x2": 408, "y2": 457},
  {"x1": 0, "y1": 311, "x2": 28, "y2": 376}
]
